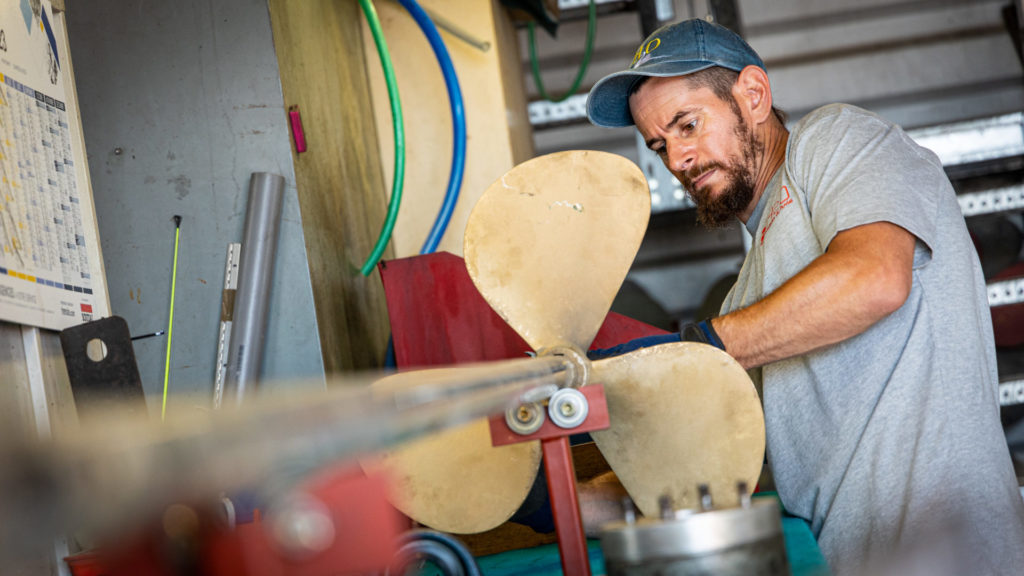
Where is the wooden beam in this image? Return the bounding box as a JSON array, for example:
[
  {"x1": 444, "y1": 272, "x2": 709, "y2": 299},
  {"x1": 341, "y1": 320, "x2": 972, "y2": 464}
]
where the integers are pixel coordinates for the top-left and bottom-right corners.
[
  {"x1": 361, "y1": 0, "x2": 535, "y2": 257},
  {"x1": 267, "y1": 0, "x2": 393, "y2": 372}
]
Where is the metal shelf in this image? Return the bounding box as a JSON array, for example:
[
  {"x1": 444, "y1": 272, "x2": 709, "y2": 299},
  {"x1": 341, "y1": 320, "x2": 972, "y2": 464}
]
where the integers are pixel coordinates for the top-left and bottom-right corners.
[
  {"x1": 958, "y1": 184, "x2": 1024, "y2": 217},
  {"x1": 528, "y1": 94, "x2": 589, "y2": 129},
  {"x1": 999, "y1": 379, "x2": 1024, "y2": 407},
  {"x1": 559, "y1": 0, "x2": 631, "y2": 9},
  {"x1": 988, "y1": 277, "x2": 1024, "y2": 307},
  {"x1": 529, "y1": 103, "x2": 1024, "y2": 170},
  {"x1": 906, "y1": 113, "x2": 1024, "y2": 168}
]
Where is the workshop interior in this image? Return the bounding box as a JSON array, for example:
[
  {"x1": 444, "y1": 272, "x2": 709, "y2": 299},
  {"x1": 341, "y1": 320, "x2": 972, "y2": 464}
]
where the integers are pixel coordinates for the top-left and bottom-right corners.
[{"x1": 0, "y1": 0, "x2": 1022, "y2": 574}]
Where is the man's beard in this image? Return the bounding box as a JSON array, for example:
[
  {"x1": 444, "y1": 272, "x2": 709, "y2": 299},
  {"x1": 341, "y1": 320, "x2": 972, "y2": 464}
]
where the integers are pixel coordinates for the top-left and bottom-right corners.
[{"x1": 680, "y1": 117, "x2": 762, "y2": 228}]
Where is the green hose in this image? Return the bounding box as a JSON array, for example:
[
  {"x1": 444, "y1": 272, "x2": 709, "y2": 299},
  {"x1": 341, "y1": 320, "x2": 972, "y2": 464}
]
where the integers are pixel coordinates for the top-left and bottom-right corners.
[
  {"x1": 359, "y1": 0, "x2": 405, "y2": 276},
  {"x1": 528, "y1": 0, "x2": 597, "y2": 103}
]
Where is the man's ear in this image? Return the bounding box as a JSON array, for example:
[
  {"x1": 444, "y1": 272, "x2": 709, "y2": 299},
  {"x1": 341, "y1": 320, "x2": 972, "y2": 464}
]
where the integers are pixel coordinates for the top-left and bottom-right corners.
[{"x1": 732, "y1": 65, "x2": 774, "y2": 125}]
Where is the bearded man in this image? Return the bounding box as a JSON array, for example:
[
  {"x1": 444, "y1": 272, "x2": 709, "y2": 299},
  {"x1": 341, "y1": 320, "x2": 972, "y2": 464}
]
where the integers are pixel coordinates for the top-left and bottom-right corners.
[{"x1": 584, "y1": 18, "x2": 1024, "y2": 576}]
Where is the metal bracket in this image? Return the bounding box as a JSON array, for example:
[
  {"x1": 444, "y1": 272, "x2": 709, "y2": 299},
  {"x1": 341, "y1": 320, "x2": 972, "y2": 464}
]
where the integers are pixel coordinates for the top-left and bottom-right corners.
[
  {"x1": 59, "y1": 315, "x2": 146, "y2": 417},
  {"x1": 489, "y1": 384, "x2": 609, "y2": 576},
  {"x1": 490, "y1": 384, "x2": 610, "y2": 446}
]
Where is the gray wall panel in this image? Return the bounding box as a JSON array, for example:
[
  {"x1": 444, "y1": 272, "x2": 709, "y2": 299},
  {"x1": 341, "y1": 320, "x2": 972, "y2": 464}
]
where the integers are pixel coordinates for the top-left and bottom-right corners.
[
  {"x1": 770, "y1": 32, "x2": 1023, "y2": 125},
  {"x1": 741, "y1": 0, "x2": 985, "y2": 30},
  {"x1": 747, "y1": 1, "x2": 1004, "y2": 60},
  {"x1": 66, "y1": 0, "x2": 325, "y2": 413}
]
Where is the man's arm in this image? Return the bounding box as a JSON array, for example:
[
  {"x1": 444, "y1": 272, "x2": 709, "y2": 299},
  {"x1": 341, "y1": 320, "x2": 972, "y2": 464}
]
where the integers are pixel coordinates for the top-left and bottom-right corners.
[{"x1": 713, "y1": 221, "x2": 917, "y2": 370}]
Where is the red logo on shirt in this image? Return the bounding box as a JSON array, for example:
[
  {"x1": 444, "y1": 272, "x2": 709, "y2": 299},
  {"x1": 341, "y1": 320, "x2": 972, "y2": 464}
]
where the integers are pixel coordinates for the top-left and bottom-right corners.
[{"x1": 760, "y1": 186, "x2": 793, "y2": 246}]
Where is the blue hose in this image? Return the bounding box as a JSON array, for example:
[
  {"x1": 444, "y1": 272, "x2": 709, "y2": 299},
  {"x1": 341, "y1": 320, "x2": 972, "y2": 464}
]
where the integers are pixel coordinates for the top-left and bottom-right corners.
[{"x1": 397, "y1": 0, "x2": 467, "y2": 255}]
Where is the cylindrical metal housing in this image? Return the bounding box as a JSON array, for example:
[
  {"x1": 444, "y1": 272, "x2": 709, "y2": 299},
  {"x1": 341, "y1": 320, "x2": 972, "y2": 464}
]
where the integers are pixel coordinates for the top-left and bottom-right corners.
[
  {"x1": 224, "y1": 172, "x2": 285, "y2": 405},
  {"x1": 600, "y1": 499, "x2": 790, "y2": 576}
]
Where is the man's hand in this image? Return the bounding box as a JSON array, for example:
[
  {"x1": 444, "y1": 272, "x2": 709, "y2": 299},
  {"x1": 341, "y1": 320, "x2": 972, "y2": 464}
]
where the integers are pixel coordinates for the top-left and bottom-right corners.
[{"x1": 587, "y1": 320, "x2": 725, "y2": 360}]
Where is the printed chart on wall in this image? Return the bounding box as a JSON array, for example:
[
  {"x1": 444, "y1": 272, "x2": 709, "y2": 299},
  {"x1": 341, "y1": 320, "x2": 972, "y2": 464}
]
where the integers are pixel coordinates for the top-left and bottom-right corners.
[{"x1": 0, "y1": 0, "x2": 106, "y2": 330}]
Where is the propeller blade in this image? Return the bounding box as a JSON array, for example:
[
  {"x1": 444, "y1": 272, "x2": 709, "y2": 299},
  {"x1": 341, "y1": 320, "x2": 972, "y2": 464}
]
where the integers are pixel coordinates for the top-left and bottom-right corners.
[
  {"x1": 589, "y1": 342, "x2": 765, "y2": 517},
  {"x1": 360, "y1": 366, "x2": 544, "y2": 534},
  {"x1": 464, "y1": 150, "x2": 650, "y2": 353}
]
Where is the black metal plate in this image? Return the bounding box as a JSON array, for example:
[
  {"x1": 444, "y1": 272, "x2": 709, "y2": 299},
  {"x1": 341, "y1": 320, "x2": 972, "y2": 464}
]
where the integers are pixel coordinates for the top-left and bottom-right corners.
[{"x1": 59, "y1": 316, "x2": 147, "y2": 417}]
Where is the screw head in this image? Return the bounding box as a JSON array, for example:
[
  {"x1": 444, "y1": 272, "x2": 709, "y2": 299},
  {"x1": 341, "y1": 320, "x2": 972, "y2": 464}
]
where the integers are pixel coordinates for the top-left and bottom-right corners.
[
  {"x1": 517, "y1": 405, "x2": 533, "y2": 422},
  {"x1": 506, "y1": 402, "x2": 544, "y2": 435}
]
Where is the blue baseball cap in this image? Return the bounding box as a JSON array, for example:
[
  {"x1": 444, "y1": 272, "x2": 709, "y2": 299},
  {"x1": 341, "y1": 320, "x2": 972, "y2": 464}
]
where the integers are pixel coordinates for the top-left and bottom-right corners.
[{"x1": 586, "y1": 19, "x2": 765, "y2": 128}]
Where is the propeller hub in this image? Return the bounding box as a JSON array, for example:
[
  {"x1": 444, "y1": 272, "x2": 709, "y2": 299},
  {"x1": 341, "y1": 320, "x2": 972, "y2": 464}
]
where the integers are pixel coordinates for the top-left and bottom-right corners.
[{"x1": 537, "y1": 345, "x2": 590, "y2": 389}]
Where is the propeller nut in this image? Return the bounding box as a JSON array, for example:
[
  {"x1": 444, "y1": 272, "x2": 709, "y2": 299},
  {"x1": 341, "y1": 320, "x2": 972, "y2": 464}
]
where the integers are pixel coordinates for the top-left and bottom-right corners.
[
  {"x1": 698, "y1": 484, "x2": 714, "y2": 511},
  {"x1": 505, "y1": 402, "x2": 545, "y2": 435},
  {"x1": 548, "y1": 388, "x2": 589, "y2": 429},
  {"x1": 537, "y1": 345, "x2": 590, "y2": 388},
  {"x1": 658, "y1": 494, "x2": 675, "y2": 520}
]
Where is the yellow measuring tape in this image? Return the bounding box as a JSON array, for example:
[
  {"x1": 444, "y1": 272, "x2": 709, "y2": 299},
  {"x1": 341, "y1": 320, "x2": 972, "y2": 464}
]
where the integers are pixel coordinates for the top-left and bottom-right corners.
[{"x1": 162, "y1": 216, "x2": 182, "y2": 421}]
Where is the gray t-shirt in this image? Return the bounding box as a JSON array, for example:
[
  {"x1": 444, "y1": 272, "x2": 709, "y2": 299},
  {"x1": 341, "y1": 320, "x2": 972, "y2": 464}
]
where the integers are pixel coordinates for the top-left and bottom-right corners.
[{"x1": 721, "y1": 104, "x2": 1024, "y2": 575}]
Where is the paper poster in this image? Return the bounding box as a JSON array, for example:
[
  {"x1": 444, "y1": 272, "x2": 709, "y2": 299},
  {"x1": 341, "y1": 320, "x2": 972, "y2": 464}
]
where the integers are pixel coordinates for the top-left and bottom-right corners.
[{"x1": 0, "y1": 0, "x2": 104, "y2": 329}]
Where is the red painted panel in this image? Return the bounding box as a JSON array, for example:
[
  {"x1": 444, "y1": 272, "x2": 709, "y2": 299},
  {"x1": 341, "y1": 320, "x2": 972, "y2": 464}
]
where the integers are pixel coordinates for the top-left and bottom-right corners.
[{"x1": 379, "y1": 251, "x2": 667, "y2": 367}]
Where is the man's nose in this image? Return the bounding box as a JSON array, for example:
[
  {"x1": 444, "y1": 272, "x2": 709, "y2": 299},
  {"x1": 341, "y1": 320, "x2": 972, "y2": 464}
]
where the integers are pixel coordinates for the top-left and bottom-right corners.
[{"x1": 665, "y1": 139, "x2": 694, "y2": 173}]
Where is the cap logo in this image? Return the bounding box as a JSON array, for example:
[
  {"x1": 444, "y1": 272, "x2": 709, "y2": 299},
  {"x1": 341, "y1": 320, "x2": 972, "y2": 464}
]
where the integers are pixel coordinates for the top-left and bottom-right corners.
[{"x1": 630, "y1": 37, "x2": 661, "y2": 68}]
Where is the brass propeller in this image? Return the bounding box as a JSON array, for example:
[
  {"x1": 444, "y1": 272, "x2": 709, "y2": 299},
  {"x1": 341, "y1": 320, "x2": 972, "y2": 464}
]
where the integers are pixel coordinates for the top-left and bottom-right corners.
[
  {"x1": 589, "y1": 342, "x2": 765, "y2": 516},
  {"x1": 464, "y1": 150, "x2": 651, "y2": 353},
  {"x1": 365, "y1": 151, "x2": 651, "y2": 533},
  {"x1": 361, "y1": 367, "x2": 544, "y2": 534},
  {"x1": 368, "y1": 150, "x2": 764, "y2": 533}
]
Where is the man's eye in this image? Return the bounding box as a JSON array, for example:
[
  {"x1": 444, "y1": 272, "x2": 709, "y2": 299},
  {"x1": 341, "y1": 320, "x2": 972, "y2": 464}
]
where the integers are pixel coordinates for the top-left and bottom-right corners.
[
  {"x1": 654, "y1": 147, "x2": 667, "y2": 158},
  {"x1": 681, "y1": 119, "x2": 697, "y2": 134}
]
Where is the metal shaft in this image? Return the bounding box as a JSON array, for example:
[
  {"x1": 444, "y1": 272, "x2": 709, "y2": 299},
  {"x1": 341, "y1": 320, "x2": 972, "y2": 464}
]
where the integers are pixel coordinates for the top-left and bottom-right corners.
[
  {"x1": 224, "y1": 172, "x2": 285, "y2": 405},
  {"x1": 0, "y1": 355, "x2": 576, "y2": 555}
]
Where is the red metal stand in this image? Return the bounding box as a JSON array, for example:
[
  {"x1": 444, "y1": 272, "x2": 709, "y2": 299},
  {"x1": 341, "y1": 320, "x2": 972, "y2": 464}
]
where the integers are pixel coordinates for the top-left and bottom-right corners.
[
  {"x1": 489, "y1": 384, "x2": 610, "y2": 576},
  {"x1": 543, "y1": 435, "x2": 590, "y2": 576}
]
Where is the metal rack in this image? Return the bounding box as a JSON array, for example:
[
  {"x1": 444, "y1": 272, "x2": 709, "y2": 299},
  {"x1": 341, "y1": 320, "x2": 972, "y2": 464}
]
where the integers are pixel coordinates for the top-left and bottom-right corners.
[
  {"x1": 989, "y1": 277, "x2": 1024, "y2": 308},
  {"x1": 999, "y1": 379, "x2": 1024, "y2": 407},
  {"x1": 920, "y1": 113, "x2": 1024, "y2": 406}
]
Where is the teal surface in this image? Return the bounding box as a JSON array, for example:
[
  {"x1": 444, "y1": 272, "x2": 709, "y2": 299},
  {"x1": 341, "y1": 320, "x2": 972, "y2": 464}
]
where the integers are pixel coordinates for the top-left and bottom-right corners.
[
  {"x1": 780, "y1": 516, "x2": 831, "y2": 576},
  {"x1": 477, "y1": 539, "x2": 605, "y2": 575},
  {"x1": 475, "y1": 513, "x2": 830, "y2": 576}
]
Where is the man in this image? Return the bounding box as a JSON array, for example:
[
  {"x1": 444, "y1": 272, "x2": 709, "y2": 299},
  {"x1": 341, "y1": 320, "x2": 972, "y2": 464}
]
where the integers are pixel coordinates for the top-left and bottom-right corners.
[{"x1": 585, "y1": 18, "x2": 1024, "y2": 575}]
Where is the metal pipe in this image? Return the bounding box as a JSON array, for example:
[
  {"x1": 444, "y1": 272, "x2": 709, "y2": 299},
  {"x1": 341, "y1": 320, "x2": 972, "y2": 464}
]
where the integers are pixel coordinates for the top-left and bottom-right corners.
[
  {"x1": 224, "y1": 172, "x2": 285, "y2": 405},
  {"x1": 420, "y1": 5, "x2": 491, "y2": 52}
]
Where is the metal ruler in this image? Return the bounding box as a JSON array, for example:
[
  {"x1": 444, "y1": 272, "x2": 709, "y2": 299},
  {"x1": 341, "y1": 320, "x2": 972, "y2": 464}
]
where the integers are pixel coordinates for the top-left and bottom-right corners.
[{"x1": 213, "y1": 242, "x2": 241, "y2": 409}]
